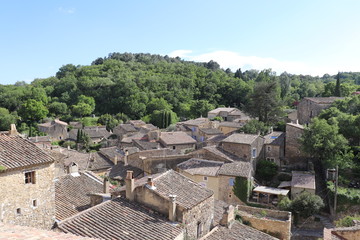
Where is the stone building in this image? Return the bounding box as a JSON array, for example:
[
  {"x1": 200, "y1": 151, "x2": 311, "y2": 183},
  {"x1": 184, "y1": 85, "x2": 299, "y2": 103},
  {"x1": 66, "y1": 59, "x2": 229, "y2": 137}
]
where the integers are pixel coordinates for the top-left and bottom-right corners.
[
  {"x1": 291, "y1": 171, "x2": 315, "y2": 199},
  {"x1": 68, "y1": 126, "x2": 111, "y2": 144},
  {"x1": 207, "y1": 107, "x2": 251, "y2": 123},
  {"x1": 159, "y1": 131, "x2": 197, "y2": 153},
  {"x1": 176, "y1": 118, "x2": 213, "y2": 141},
  {"x1": 220, "y1": 133, "x2": 264, "y2": 170},
  {"x1": 0, "y1": 132, "x2": 55, "y2": 229},
  {"x1": 177, "y1": 158, "x2": 252, "y2": 205},
  {"x1": 285, "y1": 122, "x2": 307, "y2": 167},
  {"x1": 297, "y1": 97, "x2": 344, "y2": 125},
  {"x1": 38, "y1": 119, "x2": 68, "y2": 141},
  {"x1": 263, "y1": 131, "x2": 285, "y2": 166},
  {"x1": 218, "y1": 121, "x2": 243, "y2": 134}
]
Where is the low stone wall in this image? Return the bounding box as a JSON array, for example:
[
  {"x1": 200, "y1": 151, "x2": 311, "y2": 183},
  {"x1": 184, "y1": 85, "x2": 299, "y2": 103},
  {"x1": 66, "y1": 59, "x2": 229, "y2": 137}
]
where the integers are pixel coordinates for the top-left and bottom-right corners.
[{"x1": 237, "y1": 205, "x2": 291, "y2": 240}]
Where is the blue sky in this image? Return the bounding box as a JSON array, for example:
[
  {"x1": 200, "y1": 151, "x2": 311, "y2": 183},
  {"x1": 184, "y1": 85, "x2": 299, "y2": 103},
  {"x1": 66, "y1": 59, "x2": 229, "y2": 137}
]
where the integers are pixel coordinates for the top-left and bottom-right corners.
[{"x1": 1, "y1": 0, "x2": 360, "y2": 84}]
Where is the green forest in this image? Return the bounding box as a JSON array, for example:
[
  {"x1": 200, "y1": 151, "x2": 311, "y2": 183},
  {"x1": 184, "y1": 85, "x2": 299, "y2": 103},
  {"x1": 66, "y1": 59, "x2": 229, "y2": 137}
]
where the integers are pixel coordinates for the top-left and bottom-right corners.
[{"x1": 1, "y1": 52, "x2": 360, "y2": 133}]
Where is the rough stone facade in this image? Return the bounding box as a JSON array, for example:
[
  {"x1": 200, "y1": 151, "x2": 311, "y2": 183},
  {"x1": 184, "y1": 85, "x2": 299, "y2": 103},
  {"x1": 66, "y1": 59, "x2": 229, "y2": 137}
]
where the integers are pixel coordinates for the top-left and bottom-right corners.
[
  {"x1": 218, "y1": 175, "x2": 244, "y2": 205},
  {"x1": 0, "y1": 162, "x2": 55, "y2": 229},
  {"x1": 237, "y1": 205, "x2": 292, "y2": 240},
  {"x1": 297, "y1": 97, "x2": 343, "y2": 125},
  {"x1": 324, "y1": 226, "x2": 360, "y2": 240},
  {"x1": 264, "y1": 144, "x2": 283, "y2": 166},
  {"x1": 285, "y1": 123, "x2": 307, "y2": 167}
]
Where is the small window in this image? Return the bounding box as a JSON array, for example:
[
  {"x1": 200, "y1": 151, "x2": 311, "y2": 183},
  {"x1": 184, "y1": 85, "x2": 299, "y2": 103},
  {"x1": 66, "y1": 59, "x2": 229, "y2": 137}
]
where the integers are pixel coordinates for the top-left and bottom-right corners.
[
  {"x1": 267, "y1": 146, "x2": 271, "y2": 152},
  {"x1": 252, "y1": 148, "x2": 257, "y2": 158},
  {"x1": 229, "y1": 193, "x2": 232, "y2": 198},
  {"x1": 229, "y1": 178, "x2": 235, "y2": 186},
  {"x1": 203, "y1": 176, "x2": 208, "y2": 181},
  {"x1": 172, "y1": 146, "x2": 176, "y2": 150},
  {"x1": 32, "y1": 199, "x2": 37, "y2": 207},
  {"x1": 16, "y1": 208, "x2": 21, "y2": 215},
  {"x1": 25, "y1": 171, "x2": 36, "y2": 184}
]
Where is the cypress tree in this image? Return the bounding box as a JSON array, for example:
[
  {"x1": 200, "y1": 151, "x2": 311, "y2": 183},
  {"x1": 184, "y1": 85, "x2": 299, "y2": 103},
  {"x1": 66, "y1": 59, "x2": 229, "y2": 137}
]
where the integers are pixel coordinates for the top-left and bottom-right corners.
[{"x1": 334, "y1": 72, "x2": 341, "y2": 97}]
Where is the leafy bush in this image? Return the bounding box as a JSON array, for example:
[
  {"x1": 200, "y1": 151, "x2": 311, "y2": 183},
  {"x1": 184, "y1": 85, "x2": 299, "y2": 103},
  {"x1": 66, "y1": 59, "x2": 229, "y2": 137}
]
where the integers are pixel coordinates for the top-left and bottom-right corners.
[
  {"x1": 0, "y1": 165, "x2": 7, "y2": 171},
  {"x1": 277, "y1": 172, "x2": 292, "y2": 181},
  {"x1": 233, "y1": 177, "x2": 251, "y2": 203},
  {"x1": 336, "y1": 215, "x2": 360, "y2": 227},
  {"x1": 327, "y1": 181, "x2": 360, "y2": 206},
  {"x1": 256, "y1": 160, "x2": 278, "y2": 182},
  {"x1": 290, "y1": 192, "x2": 324, "y2": 218},
  {"x1": 278, "y1": 196, "x2": 292, "y2": 211}
]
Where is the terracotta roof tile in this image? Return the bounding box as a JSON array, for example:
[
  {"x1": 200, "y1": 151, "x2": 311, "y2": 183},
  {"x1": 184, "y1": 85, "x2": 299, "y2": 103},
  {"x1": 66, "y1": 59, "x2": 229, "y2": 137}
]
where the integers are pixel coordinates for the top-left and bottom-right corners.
[
  {"x1": 160, "y1": 132, "x2": 196, "y2": 145},
  {"x1": 0, "y1": 134, "x2": 54, "y2": 170},
  {"x1": 109, "y1": 163, "x2": 143, "y2": 180},
  {"x1": 55, "y1": 171, "x2": 103, "y2": 220},
  {"x1": 57, "y1": 197, "x2": 183, "y2": 240},
  {"x1": 218, "y1": 162, "x2": 252, "y2": 178},
  {"x1": 177, "y1": 158, "x2": 224, "y2": 176},
  {"x1": 291, "y1": 171, "x2": 315, "y2": 190},
  {"x1": 221, "y1": 133, "x2": 259, "y2": 144}
]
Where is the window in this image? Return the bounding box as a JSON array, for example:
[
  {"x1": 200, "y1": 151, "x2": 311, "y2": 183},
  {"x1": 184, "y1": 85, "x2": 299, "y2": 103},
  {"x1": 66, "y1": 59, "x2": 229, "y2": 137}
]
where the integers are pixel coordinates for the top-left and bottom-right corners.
[
  {"x1": 267, "y1": 146, "x2": 271, "y2": 152},
  {"x1": 32, "y1": 199, "x2": 37, "y2": 207},
  {"x1": 197, "y1": 222, "x2": 203, "y2": 238},
  {"x1": 228, "y1": 193, "x2": 232, "y2": 198},
  {"x1": 203, "y1": 176, "x2": 208, "y2": 181},
  {"x1": 25, "y1": 171, "x2": 36, "y2": 184},
  {"x1": 252, "y1": 148, "x2": 257, "y2": 158},
  {"x1": 229, "y1": 178, "x2": 235, "y2": 186},
  {"x1": 172, "y1": 146, "x2": 176, "y2": 150},
  {"x1": 16, "y1": 208, "x2": 21, "y2": 215},
  {"x1": 266, "y1": 157, "x2": 275, "y2": 163}
]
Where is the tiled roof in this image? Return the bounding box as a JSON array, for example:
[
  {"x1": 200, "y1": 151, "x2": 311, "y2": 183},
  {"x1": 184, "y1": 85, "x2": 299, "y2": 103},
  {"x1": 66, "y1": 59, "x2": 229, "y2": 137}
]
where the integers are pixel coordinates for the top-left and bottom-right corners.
[
  {"x1": 99, "y1": 146, "x2": 123, "y2": 160},
  {"x1": 50, "y1": 147, "x2": 90, "y2": 171},
  {"x1": 218, "y1": 162, "x2": 252, "y2": 178},
  {"x1": 160, "y1": 132, "x2": 196, "y2": 145},
  {"x1": 218, "y1": 121, "x2": 243, "y2": 128},
  {"x1": 0, "y1": 223, "x2": 97, "y2": 240},
  {"x1": 38, "y1": 119, "x2": 68, "y2": 127},
  {"x1": 0, "y1": 134, "x2": 54, "y2": 171},
  {"x1": 200, "y1": 128, "x2": 222, "y2": 135},
  {"x1": 121, "y1": 132, "x2": 146, "y2": 143},
  {"x1": 57, "y1": 197, "x2": 183, "y2": 240},
  {"x1": 55, "y1": 171, "x2": 103, "y2": 221},
  {"x1": 132, "y1": 139, "x2": 159, "y2": 150},
  {"x1": 286, "y1": 122, "x2": 304, "y2": 129},
  {"x1": 128, "y1": 119, "x2": 146, "y2": 127},
  {"x1": 204, "y1": 221, "x2": 278, "y2": 240},
  {"x1": 263, "y1": 131, "x2": 285, "y2": 145},
  {"x1": 304, "y1": 97, "x2": 344, "y2": 104},
  {"x1": 206, "y1": 135, "x2": 227, "y2": 143},
  {"x1": 113, "y1": 170, "x2": 214, "y2": 209},
  {"x1": 68, "y1": 127, "x2": 111, "y2": 140},
  {"x1": 208, "y1": 108, "x2": 238, "y2": 114},
  {"x1": 291, "y1": 171, "x2": 316, "y2": 190},
  {"x1": 118, "y1": 124, "x2": 137, "y2": 132},
  {"x1": 221, "y1": 133, "x2": 259, "y2": 144},
  {"x1": 177, "y1": 158, "x2": 224, "y2": 176},
  {"x1": 182, "y1": 118, "x2": 209, "y2": 126},
  {"x1": 150, "y1": 170, "x2": 213, "y2": 209},
  {"x1": 109, "y1": 163, "x2": 143, "y2": 180},
  {"x1": 28, "y1": 135, "x2": 51, "y2": 143},
  {"x1": 87, "y1": 152, "x2": 114, "y2": 171},
  {"x1": 200, "y1": 146, "x2": 242, "y2": 162}
]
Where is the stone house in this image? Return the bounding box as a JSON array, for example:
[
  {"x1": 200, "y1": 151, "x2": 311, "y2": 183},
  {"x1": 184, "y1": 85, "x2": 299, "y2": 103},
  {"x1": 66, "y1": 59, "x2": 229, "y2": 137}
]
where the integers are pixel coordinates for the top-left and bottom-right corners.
[
  {"x1": 113, "y1": 123, "x2": 137, "y2": 140},
  {"x1": 285, "y1": 122, "x2": 307, "y2": 167},
  {"x1": 263, "y1": 131, "x2": 285, "y2": 166},
  {"x1": 177, "y1": 158, "x2": 252, "y2": 205},
  {"x1": 176, "y1": 118, "x2": 213, "y2": 141},
  {"x1": 0, "y1": 132, "x2": 55, "y2": 229},
  {"x1": 218, "y1": 121, "x2": 243, "y2": 134},
  {"x1": 220, "y1": 133, "x2": 264, "y2": 170},
  {"x1": 68, "y1": 126, "x2": 111, "y2": 144},
  {"x1": 297, "y1": 97, "x2": 344, "y2": 125},
  {"x1": 291, "y1": 171, "x2": 316, "y2": 199},
  {"x1": 198, "y1": 128, "x2": 223, "y2": 142},
  {"x1": 159, "y1": 131, "x2": 197, "y2": 153},
  {"x1": 113, "y1": 170, "x2": 215, "y2": 239},
  {"x1": 207, "y1": 107, "x2": 251, "y2": 123},
  {"x1": 38, "y1": 119, "x2": 68, "y2": 141}
]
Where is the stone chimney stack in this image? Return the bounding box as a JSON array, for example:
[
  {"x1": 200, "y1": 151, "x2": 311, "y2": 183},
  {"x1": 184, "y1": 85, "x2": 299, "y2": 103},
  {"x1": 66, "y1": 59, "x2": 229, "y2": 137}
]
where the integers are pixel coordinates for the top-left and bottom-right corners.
[
  {"x1": 220, "y1": 205, "x2": 235, "y2": 228},
  {"x1": 169, "y1": 194, "x2": 177, "y2": 222},
  {"x1": 103, "y1": 177, "x2": 110, "y2": 194},
  {"x1": 125, "y1": 170, "x2": 135, "y2": 201},
  {"x1": 147, "y1": 177, "x2": 156, "y2": 190},
  {"x1": 8, "y1": 124, "x2": 18, "y2": 136},
  {"x1": 124, "y1": 149, "x2": 128, "y2": 166}
]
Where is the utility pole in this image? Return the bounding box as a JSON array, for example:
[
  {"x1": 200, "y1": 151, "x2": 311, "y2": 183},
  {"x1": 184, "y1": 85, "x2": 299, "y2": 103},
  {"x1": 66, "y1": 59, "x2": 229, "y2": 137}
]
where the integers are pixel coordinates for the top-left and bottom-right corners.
[{"x1": 334, "y1": 165, "x2": 339, "y2": 219}]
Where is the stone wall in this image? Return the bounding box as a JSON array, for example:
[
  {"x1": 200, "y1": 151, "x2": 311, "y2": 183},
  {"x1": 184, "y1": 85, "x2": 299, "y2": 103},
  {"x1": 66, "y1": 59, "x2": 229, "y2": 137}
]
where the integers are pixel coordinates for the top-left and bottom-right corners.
[
  {"x1": 178, "y1": 171, "x2": 220, "y2": 199},
  {"x1": 0, "y1": 162, "x2": 55, "y2": 229},
  {"x1": 264, "y1": 144, "x2": 283, "y2": 166},
  {"x1": 298, "y1": 99, "x2": 331, "y2": 125},
  {"x1": 221, "y1": 142, "x2": 251, "y2": 160},
  {"x1": 324, "y1": 226, "x2": 360, "y2": 240},
  {"x1": 237, "y1": 205, "x2": 291, "y2": 240},
  {"x1": 218, "y1": 175, "x2": 244, "y2": 205},
  {"x1": 182, "y1": 196, "x2": 214, "y2": 239},
  {"x1": 285, "y1": 123, "x2": 307, "y2": 167}
]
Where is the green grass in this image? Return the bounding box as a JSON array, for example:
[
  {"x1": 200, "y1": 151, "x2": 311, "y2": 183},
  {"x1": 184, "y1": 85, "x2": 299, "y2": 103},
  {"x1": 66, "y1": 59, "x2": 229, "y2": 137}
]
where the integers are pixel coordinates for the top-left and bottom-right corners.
[{"x1": 327, "y1": 181, "x2": 360, "y2": 205}]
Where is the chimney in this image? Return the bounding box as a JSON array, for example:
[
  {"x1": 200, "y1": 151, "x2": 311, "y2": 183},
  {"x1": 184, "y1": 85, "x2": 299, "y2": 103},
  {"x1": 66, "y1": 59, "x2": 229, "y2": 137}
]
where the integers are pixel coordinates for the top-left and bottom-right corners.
[
  {"x1": 124, "y1": 149, "x2": 128, "y2": 166},
  {"x1": 114, "y1": 155, "x2": 118, "y2": 165},
  {"x1": 220, "y1": 205, "x2": 235, "y2": 228},
  {"x1": 8, "y1": 124, "x2": 18, "y2": 136},
  {"x1": 296, "y1": 119, "x2": 299, "y2": 125},
  {"x1": 103, "y1": 177, "x2": 110, "y2": 194},
  {"x1": 169, "y1": 194, "x2": 177, "y2": 222},
  {"x1": 68, "y1": 162, "x2": 78, "y2": 174},
  {"x1": 125, "y1": 170, "x2": 135, "y2": 201},
  {"x1": 146, "y1": 177, "x2": 156, "y2": 190}
]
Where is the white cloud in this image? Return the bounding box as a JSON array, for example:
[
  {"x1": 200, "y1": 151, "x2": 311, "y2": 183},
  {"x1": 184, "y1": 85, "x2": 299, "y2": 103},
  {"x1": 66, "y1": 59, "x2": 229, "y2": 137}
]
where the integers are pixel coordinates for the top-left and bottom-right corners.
[
  {"x1": 168, "y1": 50, "x2": 342, "y2": 76},
  {"x1": 58, "y1": 7, "x2": 75, "y2": 14}
]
